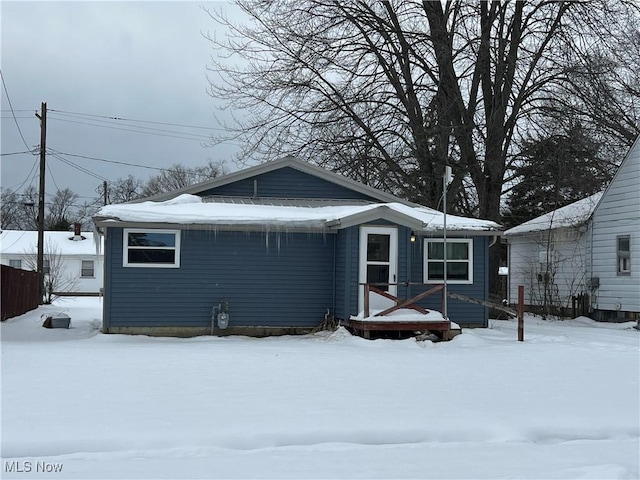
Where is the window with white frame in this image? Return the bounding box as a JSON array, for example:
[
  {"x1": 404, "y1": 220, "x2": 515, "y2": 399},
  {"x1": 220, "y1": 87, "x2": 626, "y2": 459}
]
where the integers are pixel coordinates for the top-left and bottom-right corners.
[
  {"x1": 617, "y1": 235, "x2": 631, "y2": 275},
  {"x1": 123, "y1": 229, "x2": 180, "y2": 268},
  {"x1": 9, "y1": 259, "x2": 21, "y2": 269},
  {"x1": 424, "y1": 238, "x2": 473, "y2": 284},
  {"x1": 81, "y1": 260, "x2": 95, "y2": 278}
]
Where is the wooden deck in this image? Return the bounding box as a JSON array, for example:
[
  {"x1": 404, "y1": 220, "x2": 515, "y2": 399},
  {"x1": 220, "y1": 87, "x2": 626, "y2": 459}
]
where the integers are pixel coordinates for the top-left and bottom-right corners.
[
  {"x1": 347, "y1": 317, "x2": 455, "y2": 340},
  {"x1": 351, "y1": 283, "x2": 460, "y2": 341}
]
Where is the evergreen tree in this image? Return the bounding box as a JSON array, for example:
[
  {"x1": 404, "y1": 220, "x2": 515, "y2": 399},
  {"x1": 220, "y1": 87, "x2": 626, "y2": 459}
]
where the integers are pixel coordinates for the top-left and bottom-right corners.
[{"x1": 504, "y1": 126, "x2": 614, "y2": 228}]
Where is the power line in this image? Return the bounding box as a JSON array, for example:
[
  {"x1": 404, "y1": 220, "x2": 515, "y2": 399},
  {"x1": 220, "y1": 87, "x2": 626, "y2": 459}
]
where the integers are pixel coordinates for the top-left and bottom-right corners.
[
  {"x1": 1, "y1": 151, "x2": 35, "y2": 156},
  {"x1": 48, "y1": 115, "x2": 214, "y2": 142},
  {"x1": 47, "y1": 148, "x2": 169, "y2": 172},
  {"x1": 6, "y1": 158, "x2": 39, "y2": 192},
  {"x1": 0, "y1": 70, "x2": 37, "y2": 154},
  {"x1": 48, "y1": 108, "x2": 228, "y2": 131},
  {"x1": 48, "y1": 112, "x2": 214, "y2": 139},
  {"x1": 48, "y1": 151, "x2": 110, "y2": 182},
  {"x1": 46, "y1": 162, "x2": 61, "y2": 192}
]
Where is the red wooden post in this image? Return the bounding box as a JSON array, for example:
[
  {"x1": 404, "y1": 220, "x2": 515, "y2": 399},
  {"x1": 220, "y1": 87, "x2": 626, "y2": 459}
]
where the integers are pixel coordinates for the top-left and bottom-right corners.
[
  {"x1": 364, "y1": 283, "x2": 370, "y2": 318},
  {"x1": 517, "y1": 285, "x2": 524, "y2": 342}
]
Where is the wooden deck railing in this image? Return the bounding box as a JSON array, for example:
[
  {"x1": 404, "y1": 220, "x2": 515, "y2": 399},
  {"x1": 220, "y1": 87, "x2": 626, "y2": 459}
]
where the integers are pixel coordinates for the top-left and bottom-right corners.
[{"x1": 361, "y1": 282, "x2": 445, "y2": 318}]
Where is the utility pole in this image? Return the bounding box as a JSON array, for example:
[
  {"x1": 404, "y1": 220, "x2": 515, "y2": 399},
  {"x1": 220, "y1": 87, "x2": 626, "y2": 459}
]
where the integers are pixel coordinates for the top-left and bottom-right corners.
[
  {"x1": 103, "y1": 180, "x2": 108, "y2": 205},
  {"x1": 35, "y1": 102, "x2": 47, "y2": 304}
]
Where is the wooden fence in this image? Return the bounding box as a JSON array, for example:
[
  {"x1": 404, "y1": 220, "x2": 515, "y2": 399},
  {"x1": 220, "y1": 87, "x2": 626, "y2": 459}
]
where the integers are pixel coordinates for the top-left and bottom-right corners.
[{"x1": 1, "y1": 265, "x2": 40, "y2": 321}]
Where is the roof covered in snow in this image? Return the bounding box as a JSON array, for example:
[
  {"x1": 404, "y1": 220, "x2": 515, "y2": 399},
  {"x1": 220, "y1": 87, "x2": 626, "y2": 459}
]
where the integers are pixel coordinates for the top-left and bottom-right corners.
[
  {"x1": 94, "y1": 194, "x2": 501, "y2": 233},
  {"x1": 504, "y1": 192, "x2": 603, "y2": 236},
  {"x1": 0, "y1": 230, "x2": 102, "y2": 256}
]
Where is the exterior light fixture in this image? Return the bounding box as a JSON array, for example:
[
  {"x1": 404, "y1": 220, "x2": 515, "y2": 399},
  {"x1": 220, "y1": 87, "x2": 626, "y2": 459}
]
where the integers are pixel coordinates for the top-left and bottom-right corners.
[{"x1": 410, "y1": 231, "x2": 416, "y2": 243}]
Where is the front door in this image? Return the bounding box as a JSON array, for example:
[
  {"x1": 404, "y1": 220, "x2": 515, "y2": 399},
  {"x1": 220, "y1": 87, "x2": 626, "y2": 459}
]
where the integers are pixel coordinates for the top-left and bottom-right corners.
[{"x1": 358, "y1": 226, "x2": 398, "y2": 312}]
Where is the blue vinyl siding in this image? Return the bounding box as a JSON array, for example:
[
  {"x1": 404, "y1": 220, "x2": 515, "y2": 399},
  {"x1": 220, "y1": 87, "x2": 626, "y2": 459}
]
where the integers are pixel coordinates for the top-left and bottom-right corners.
[
  {"x1": 104, "y1": 228, "x2": 335, "y2": 328},
  {"x1": 199, "y1": 167, "x2": 376, "y2": 200}
]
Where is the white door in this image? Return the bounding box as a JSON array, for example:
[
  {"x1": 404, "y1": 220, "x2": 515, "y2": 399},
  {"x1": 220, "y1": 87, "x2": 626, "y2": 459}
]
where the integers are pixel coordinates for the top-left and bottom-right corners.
[{"x1": 358, "y1": 226, "x2": 398, "y2": 312}]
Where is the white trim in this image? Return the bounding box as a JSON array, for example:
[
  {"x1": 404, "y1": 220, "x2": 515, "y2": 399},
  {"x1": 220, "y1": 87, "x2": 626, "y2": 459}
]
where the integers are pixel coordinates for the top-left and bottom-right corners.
[
  {"x1": 123, "y1": 229, "x2": 181, "y2": 268},
  {"x1": 424, "y1": 238, "x2": 473, "y2": 284},
  {"x1": 358, "y1": 226, "x2": 398, "y2": 311}
]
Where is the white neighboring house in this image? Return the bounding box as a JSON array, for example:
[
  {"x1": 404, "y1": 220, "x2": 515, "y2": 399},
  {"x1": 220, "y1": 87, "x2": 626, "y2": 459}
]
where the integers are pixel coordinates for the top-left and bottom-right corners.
[
  {"x1": 588, "y1": 136, "x2": 639, "y2": 321},
  {"x1": 504, "y1": 192, "x2": 602, "y2": 315},
  {"x1": 0, "y1": 228, "x2": 104, "y2": 295},
  {"x1": 504, "y1": 136, "x2": 640, "y2": 321}
]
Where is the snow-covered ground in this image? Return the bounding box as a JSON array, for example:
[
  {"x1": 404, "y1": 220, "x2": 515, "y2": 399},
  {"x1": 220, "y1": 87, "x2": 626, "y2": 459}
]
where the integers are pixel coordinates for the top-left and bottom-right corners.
[{"x1": 1, "y1": 297, "x2": 638, "y2": 479}]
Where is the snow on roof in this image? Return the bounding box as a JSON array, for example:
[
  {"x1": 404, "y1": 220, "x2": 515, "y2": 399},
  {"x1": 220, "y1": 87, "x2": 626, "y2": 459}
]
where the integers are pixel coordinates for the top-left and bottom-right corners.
[
  {"x1": 94, "y1": 194, "x2": 501, "y2": 232},
  {"x1": 504, "y1": 192, "x2": 603, "y2": 236},
  {"x1": 0, "y1": 230, "x2": 102, "y2": 256}
]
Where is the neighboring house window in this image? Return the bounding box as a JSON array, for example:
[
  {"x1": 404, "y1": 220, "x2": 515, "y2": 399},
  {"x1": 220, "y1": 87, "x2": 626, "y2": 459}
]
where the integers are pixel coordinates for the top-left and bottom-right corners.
[
  {"x1": 43, "y1": 259, "x2": 50, "y2": 274},
  {"x1": 537, "y1": 248, "x2": 556, "y2": 283},
  {"x1": 617, "y1": 235, "x2": 631, "y2": 275},
  {"x1": 123, "y1": 229, "x2": 181, "y2": 268},
  {"x1": 424, "y1": 239, "x2": 473, "y2": 284},
  {"x1": 81, "y1": 260, "x2": 95, "y2": 278},
  {"x1": 9, "y1": 259, "x2": 21, "y2": 269}
]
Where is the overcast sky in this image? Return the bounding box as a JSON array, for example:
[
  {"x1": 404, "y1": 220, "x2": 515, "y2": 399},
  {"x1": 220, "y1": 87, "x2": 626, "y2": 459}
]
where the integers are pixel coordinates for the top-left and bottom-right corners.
[{"x1": 1, "y1": 1, "x2": 246, "y2": 204}]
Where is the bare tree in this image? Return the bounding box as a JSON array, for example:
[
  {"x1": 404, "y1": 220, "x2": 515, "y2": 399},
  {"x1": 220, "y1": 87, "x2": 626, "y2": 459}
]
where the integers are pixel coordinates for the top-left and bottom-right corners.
[
  {"x1": 551, "y1": 4, "x2": 640, "y2": 150},
  {"x1": 23, "y1": 240, "x2": 78, "y2": 304},
  {"x1": 98, "y1": 175, "x2": 145, "y2": 205},
  {"x1": 45, "y1": 188, "x2": 79, "y2": 231},
  {"x1": 1, "y1": 189, "x2": 23, "y2": 229},
  {"x1": 1, "y1": 186, "x2": 39, "y2": 230},
  {"x1": 206, "y1": 1, "x2": 639, "y2": 293},
  {"x1": 142, "y1": 160, "x2": 224, "y2": 197}
]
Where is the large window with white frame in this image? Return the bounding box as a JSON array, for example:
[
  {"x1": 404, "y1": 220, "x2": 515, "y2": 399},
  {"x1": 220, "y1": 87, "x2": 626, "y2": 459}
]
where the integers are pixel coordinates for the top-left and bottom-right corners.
[
  {"x1": 617, "y1": 235, "x2": 631, "y2": 275},
  {"x1": 123, "y1": 229, "x2": 181, "y2": 268},
  {"x1": 424, "y1": 238, "x2": 473, "y2": 284},
  {"x1": 9, "y1": 259, "x2": 22, "y2": 269}
]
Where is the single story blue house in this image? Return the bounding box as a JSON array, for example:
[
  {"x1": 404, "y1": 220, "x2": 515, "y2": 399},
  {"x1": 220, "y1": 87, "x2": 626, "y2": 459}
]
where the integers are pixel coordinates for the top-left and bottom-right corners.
[{"x1": 93, "y1": 157, "x2": 501, "y2": 336}]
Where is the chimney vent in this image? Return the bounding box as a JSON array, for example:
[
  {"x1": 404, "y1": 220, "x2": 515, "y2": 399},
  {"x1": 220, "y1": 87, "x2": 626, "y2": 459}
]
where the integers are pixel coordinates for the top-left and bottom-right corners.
[{"x1": 73, "y1": 223, "x2": 82, "y2": 240}]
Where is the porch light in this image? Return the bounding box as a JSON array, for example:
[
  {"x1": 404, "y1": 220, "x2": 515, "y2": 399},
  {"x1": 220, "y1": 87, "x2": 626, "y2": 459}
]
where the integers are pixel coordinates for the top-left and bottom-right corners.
[{"x1": 410, "y1": 232, "x2": 416, "y2": 243}]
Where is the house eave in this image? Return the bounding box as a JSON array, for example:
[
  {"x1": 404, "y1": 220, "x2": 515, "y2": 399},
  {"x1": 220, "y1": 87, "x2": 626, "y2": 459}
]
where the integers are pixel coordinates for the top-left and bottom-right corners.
[
  {"x1": 92, "y1": 217, "x2": 334, "y2": 234},
  {"x1": 421, "y1": 228, "x2": 503, "y2": 237},
  {"x1": 326, "y1": 206, "x2": 425, "y2": 231}
]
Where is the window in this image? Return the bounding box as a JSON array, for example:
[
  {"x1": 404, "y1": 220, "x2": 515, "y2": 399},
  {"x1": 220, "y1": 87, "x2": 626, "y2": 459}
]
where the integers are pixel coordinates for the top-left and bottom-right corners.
[
  {"x1": 617, "y1": 235, "x2": 631, "y2": 275},
  {"x1": 123, "y1": 229, "x2": 180, "y2": 268},
  {"x1": 43, "y1": 259, "x2": 50, "y2": 274},
  {"x1": 9, "y1": 259, "x2": 21, "y2": 269},
  {"x1": 424, "y1": 239, "x2": 473, "y2": 284},
  {"x1": 537, "y1": 248, "x2": 556, "y2": 283},
  {"x1": 81, "y1": 260, "x2": 95, "y2": 278}
]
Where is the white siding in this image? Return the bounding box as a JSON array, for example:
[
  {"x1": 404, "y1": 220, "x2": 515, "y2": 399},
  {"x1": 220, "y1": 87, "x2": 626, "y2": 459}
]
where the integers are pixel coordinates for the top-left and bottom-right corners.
[
  {"x1": 508, "y1": 228, "x2": 589, "y2": 309},
  {"x1": 1, "y1": 254, "x2": 104, "y2": 294},
  {"x1": 589, "y1": 138, "x2": 640, "y2": 314}
]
